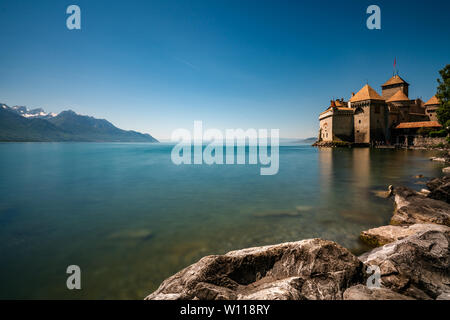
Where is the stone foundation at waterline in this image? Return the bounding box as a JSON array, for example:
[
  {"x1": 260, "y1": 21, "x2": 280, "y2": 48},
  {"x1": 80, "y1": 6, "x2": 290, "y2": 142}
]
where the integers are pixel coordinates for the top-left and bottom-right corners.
[{"x1": 413, "y1": 137, "x2": 447, "y2": 148}]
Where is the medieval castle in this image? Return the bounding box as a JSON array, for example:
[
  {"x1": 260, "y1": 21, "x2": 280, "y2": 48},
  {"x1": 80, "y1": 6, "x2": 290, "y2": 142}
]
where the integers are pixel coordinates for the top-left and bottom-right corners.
[{"x1": 318, "y1": 73, "x2": 442, "y2": 145}]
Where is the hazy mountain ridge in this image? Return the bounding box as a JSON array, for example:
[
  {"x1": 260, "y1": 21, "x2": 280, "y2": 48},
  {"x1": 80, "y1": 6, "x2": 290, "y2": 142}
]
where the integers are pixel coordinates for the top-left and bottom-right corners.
[
  {"x1": 0, "y1": 103, "x2": 158, "y2": 142},
  {"x1": 295, "y1": 137, "x2": 317, "y2": 144},
  {"x1": 278, "y1": 137, "x2": 317, "y2": 144}
]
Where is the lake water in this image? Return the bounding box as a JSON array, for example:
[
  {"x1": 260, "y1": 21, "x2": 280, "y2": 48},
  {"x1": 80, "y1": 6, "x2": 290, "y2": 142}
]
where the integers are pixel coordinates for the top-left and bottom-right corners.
[{"x1": 0, "y1": 143, "x2": 445, "y2": 299}]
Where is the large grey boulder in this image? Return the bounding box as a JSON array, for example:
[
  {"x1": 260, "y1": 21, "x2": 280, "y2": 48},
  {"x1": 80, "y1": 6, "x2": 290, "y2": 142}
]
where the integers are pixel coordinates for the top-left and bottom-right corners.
[
  {"x1": 391, "y1": 187, "x2": 450, "y2": 226},
  {"x1": 343, "y1": 284, "x2": 414, "y2": 300},
  {"x1": 426, "y1": 176, "x2": 450, "y2": 204},
  {"x1": 359, "y1": 229, "x2": 450, "y2": 300},
  {"x1": 146, "y1": 239, "x2": 364, "y2": 300},
  {"x1": 360, "y1": 224, "x2": 450, "y2": 247}
]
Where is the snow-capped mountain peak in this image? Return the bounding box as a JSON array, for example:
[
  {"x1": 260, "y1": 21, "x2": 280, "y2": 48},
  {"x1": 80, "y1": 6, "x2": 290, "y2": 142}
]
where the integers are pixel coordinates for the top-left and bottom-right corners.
[{"x1": 8, "y1": 105, "x2": 57, "y2": 119}]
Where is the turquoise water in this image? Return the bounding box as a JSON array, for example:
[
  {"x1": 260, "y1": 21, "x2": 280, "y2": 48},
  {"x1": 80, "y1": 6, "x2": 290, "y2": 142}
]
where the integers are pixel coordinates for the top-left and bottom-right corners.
[{"x1": 0, "y1": 143, "x2": 444, "y2": 299}]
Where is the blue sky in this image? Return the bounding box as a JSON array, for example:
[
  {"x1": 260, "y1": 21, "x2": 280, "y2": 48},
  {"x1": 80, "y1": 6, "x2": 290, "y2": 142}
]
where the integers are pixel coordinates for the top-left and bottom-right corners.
[{"x1": 1, "y1": 0, "x2": 449, "y2": 140}]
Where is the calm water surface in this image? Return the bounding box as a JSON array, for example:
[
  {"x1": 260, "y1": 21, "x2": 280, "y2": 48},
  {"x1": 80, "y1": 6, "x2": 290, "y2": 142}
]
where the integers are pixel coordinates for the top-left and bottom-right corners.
[{"x1": 0, "y1": 143, "x2": 445, "y2": 299}]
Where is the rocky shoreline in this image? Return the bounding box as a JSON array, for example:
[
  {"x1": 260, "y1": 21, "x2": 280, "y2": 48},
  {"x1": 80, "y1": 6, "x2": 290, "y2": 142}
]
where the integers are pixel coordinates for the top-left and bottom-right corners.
[
  {"x1": 311, "y1": 140, "x2": 369, "y2": 148},
  {"x1": 146, "y1": 175, "x2": 450, "y2": 300}
]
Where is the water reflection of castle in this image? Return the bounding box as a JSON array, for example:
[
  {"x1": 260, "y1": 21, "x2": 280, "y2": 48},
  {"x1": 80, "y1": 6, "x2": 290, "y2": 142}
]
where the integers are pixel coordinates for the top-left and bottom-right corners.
[{"x1": 318, "y1": 73, "x2": 442, "y2": 145}]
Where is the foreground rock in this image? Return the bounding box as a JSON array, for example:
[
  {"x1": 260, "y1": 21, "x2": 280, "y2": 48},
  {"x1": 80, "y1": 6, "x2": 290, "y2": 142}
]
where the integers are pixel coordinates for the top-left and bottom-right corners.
[
  {"x1": 426, "y1": 176, "x2": 450, "y2": 204},
  {"x1": 146, "y1": 239, "x2": 364, "y2": 300},
  {"x1": 430, "y1": 157, "x2": 447, "y2": 162},
  {"x1": 343, "y1": 284, "x2": 414, "y2": 300},
  {"x1": 391, "y1": 186, "x2": 450, "y2": 226},
  {"x1": 360, "y1": 224, "x2": 450, "y2": 247},
  {"x1": 146, "y1": 182, "x2": 450, "y2": 300},
  {"x1": 359, "y1": 229, "x2": 450, "y2": 299},
  {"x1": 427, "y1": 176, "x2": 450, "y2": 190}
]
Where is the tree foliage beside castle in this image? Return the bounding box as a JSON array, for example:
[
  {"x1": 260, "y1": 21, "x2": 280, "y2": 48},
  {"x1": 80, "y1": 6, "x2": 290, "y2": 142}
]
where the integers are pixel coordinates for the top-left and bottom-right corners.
[{"x1": 436, "y1": 64, "x2": 450, "y2": 132}]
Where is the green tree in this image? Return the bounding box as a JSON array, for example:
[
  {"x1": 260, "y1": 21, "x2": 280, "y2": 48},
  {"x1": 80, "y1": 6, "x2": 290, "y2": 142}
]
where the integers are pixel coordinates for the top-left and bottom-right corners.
[
  {"x1": 417, "y1": 127, "x2": 433, "y2": 136},
  {"x1": 436, "y1": 64, "x2": 450, "y2": 126}
]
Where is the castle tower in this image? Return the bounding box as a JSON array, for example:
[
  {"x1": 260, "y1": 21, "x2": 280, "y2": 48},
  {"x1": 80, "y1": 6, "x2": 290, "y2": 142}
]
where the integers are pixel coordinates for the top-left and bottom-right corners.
[
  {"x1": 318, "y1": 100, "x2": 353, "y2": 142},
  {"x1": 424, "y1": 95, "x2": 440, "y2": 121},
  {"x1": 386, "y1": 89, "x2": 411, "y2": 122},
  {"x1": 381, "y1": 75, "x2": 409, "y2": 100},
  {"x1": 350, "y1": 84, "x2": 388, "y2": 144}
]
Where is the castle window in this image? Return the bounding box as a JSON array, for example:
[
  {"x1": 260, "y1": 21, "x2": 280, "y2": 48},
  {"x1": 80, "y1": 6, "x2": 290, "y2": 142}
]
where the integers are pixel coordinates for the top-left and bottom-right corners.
[{"x1": 358, "y1": 120, "x2": 361, "y2": 124}]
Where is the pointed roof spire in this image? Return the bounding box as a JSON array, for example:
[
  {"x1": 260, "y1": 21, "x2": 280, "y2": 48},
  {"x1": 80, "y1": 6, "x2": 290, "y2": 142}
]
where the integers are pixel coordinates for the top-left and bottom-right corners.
[
  {"x1": 350, "y1": 84, "x2": 384, "y2": 103},
  {"x1": 424, "y1": 95, "x2": 440, "y2": 106},
  {"x1": 382, "y1": 75, "x2": 409, "y2": 87}
]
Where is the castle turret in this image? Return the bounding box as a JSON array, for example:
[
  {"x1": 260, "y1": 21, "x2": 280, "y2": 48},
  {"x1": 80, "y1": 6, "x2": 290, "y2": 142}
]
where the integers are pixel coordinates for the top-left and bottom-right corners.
[
  {"x1": 350, "y1": 84, "x2": 388, "y2": 144},
  {"x1": 424, "y1": 95, "x2": 440, "y2": 121},
  {"x1": 318, "y1": 100, "x2": 353, "y2": 142},
  {"x1": 381, "y1": 75, "x2": 409, "y2": 100}
]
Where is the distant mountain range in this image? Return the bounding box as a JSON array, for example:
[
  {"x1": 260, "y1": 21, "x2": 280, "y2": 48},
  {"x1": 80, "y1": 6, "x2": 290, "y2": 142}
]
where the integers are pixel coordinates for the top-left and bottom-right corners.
[
  {"x1": 0, "y1": 103, "x2": 158, "y2": 142},
  {"x1": 296, "y1": 137, "x2": 317, "y2": 144},
  {"x1": 7, "y1": 105, "x2": 58, "y2": 119},
  {"x1": 279, "y1": 137, "x2": 317, "y2": 144}
]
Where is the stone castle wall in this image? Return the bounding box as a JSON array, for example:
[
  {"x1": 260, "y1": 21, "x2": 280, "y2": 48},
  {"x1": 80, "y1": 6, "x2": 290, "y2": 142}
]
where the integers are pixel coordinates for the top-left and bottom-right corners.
[
  {"x1": 369, "y1": 102, "x2": 388, "y2": 142},
  {"x1": 319, "y1": 114, "x2": 333, "y2": 141},
  {"x1": 354, "y1": 105, "x2": 370, "y2": 143},
  {"x1": 426, "y1": 106, "x2": 439, "y2": 121},
  {"x1": 413, "y1": 137, "x2": 447, "y2": 147},
  {"x1": 382, "y1": 84, "x2": 408, "y2": 100},
  {"x1": 332, "y1": 113, "x2": 353, "y2": 141}
]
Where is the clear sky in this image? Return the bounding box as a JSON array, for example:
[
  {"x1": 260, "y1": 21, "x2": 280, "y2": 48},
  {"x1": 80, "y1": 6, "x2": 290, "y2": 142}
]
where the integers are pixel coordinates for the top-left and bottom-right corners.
[{"x1": 1, "y1": 0, "x2": 449, "y2": 140}]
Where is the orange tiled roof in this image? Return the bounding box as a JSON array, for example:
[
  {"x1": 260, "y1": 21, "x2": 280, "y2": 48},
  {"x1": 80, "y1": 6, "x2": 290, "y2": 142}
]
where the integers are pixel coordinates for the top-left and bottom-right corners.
[
  {"x1": 350, "y1": 84, "x2": 384, "y2": 103},
  {"x1": 382, "y1": 75, "x2": 408, "y2": 87},
  {"x1": 319, "y1": 106, "x2": 353, "y2": 116},
  {"x1": 386, "y1": 90, "x2": 409, "y2": 102},
  {"x1": 319, "y1": 107, "x2": 332, "y2": 115},
  {"x1": 395, "y1": 121, "x2": 442, "y2": 129},
  {"x1": 424, "y1": 95, "x2": 440, "y2": 106}
]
